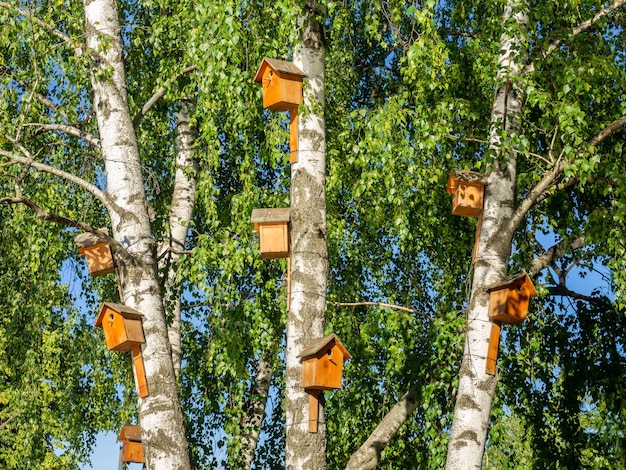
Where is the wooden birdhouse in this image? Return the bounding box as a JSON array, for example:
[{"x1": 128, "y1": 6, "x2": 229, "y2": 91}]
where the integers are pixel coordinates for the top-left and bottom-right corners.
[
  {"x1": 74, "y1": 230, "x2": 115, "y2": 277},
  {"x1": 486, "y1": 273, "x2": 537, "y2": 324},
  {"x1": 254, "y1": 58, "x2": 305, "y2": 112},
  {"x1": 95, "y1": 302, "x2": 145, "y2": 352},
  {"x1": 298, "y1": 334, "x2": 351, "y2": 433},
  {"x1": 298, "y1": 334, "x2": 352, "y2": 391},
  {"x1": 118, "y1": 425, "x2": 144, "y2": 464},
  {"x1": 250, "y1": 208, "x2": 290, "y2": 259},
  {"x1": 446, "y1": 169, "x2": 486, "y2": 217}
]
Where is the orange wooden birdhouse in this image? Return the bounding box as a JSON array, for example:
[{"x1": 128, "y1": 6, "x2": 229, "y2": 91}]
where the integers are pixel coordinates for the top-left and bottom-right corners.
[
  {"x1": 298, "y1": 334, "x2": 352, "y2": 391},
  {"x1": 95, "y1": 302, "x2": 145, "y2": 352},
  {"x1": 446, "y1": 169, "x2": 486, "y2": 217},
  {"x1": 486, "y1": 273, "x2": 537, "y2": 324},
  {"x1": 250, "y1": 208, "x2": 290, "y2": 259},
  {"x1": 74, "y1": 230, "x2": 115, "y2": 277},
  {"x1": 118, "y1": 425, "x2": 144, "y2": 464},
  {"x1": 254, "y1": 58, "x2": 305, "y2": 112},
  {"x1": 298, "y1": 334, "x2": 351, "y2": 433}
]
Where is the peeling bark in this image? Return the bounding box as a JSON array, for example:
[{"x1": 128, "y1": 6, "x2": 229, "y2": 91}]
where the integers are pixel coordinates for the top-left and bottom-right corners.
[
  {"x1": 285, "y1": 3, "x2": 328, "y2": 469},
  {"x1": 84, "y1": 1, "x2": 191, "y2": 468},
  {"x1": 445, "y1": 1, "x2": 528, "y2": 469}
]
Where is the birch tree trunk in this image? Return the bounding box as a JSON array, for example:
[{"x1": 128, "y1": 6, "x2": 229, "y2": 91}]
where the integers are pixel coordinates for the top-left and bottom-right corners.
[
  {"x1": 445, "y1": 1, "x2": 528, "y2": 468},
  {"x1": 160, "y1": 101, "x2": 197, "y2": 377},
  {"x1": 83, "y1": 0, "x2": 191, "y2": 468},
  {"x1": 285, "y1": 4, "x2": 328, "y2": 469}
]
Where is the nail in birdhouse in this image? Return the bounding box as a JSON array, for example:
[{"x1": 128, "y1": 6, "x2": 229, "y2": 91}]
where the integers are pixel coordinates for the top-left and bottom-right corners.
[
  {"x1": 446, "y1": 169, "x2": 486, "y2": 217},
  {"x1": 95, "y1": 302, "x2": 145, "y2": 352},
  {"x1": 118, "y1": 425, "x2": 144, "y2": 464},
  {"x1": 298, "y1": 334, "x2": 352, "y2": 391},
  {"x1": 250, "y1": 208, "x2": 290, "y2": 259},
  {"x1": 486, "y1": 273, "x2": 537, "y2": 324},
  {"x1": 254, "y1": 58, "x2": 306, "y2": 112},
  {"x1": 74, "y1": 229, "x2": 115, "y2": 277}
]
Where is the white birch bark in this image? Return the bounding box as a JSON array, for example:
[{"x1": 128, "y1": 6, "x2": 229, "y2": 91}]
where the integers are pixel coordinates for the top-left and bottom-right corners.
[
  {"x1": 285, "y1": 6, "x2": 328, "y2": 469},
  {"x1": 445, "y1": 1, "x2": 528, "y2": 468},
  {"x1": 159, "y1": 101, "x2": 197, "y2": 377},
  {"x1": 83, "y1": 1, "x2": 191, "y2": 468},
  {"x1": 241, "y1": 356, "x2": 273, "y2": 469}
]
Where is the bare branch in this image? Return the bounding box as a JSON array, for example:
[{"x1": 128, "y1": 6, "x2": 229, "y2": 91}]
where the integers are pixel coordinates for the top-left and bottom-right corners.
[
  {"x1": 132, "y1": 65, "x2": 198, "y2": 128},
  {"x1": 345, "y1": 385, "x2": 419, "y2": 470},
  {"x1": 529, "y1": 236, "x2": 586, "y2": 276},
  {"x1": 334, "y1": 301, "x2": 432, "y2": 319},
  {"x1": 547, "y1": 285, "x2": 601, "y2": 305},
  {"x1": 0, "y1": 149, "x2": 111, "y2": 211},
  {"x1": 524, "y1": 0, "x2": 626, "y2": 75},
  {"x1": 23, "y1": 123, "x2": 101, "y2": 149},
  {"x1": 0, "y1": 196, "x2": 134, "y2": 266}
]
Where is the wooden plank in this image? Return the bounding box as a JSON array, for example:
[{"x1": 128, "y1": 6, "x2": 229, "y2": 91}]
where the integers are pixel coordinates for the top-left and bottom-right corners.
[
  {"x1": 308, "y1": 390, "x2": 319, "y2": 433},
  {"x1": 485, "y1": 321, "x2": 501, "y2": 376},
  {"x1": 132, "y1": 346, "x2": 149, "y2": 398},
  {"x1": 289, "y1": 107, "x2": 298, "y2": 163}
]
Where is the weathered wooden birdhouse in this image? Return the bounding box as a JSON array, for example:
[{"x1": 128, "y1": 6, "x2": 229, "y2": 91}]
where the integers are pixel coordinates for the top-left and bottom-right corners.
[
  {"x1": 298, "y1": 334, "x2": 352, "y2": 391},
  {"x1": 95, "y1": 302, "x2": 145, "y2": 352},
  {"x1": 486, "y1": 273, "x2": 537, "y2": 324},
  {"x1": 74, "y1": 230, "x2": 115, "y2": 277},
  {"x1": 254, "y1": 58, "x2": 306, "y2": 112},
  {"x1": 250, "y1": 208, "x2": 290, "y2": 259},
  {"x1": 118, "y1": 425, "x2": 144, "y2": 464},
  {"x1": 446, "y1": 169, "x2": 486, "y2": 217}
]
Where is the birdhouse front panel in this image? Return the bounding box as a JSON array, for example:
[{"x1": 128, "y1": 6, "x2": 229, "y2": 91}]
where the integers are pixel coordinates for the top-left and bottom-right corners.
[
  {"x1": 487, "y1": 274, "x2": 537, "y2": 324},
  {"x1": 95, "y1": 303, "x2": 145, "y2": 352},
  {"x1": 447, "y1": 169, "x2": 486, "y2": 218},
  {"x1": 254, "y1": 58, "x2": 305, "y2": 112},
  {"x1": 298, "y1": 334, "x2": 352, "y2": 391},
  {"x1": 452, "y1": 183, "x2": 484, "y2": 217},
  {"x1": 259, "y1": 223, "x2": 289, "y2": 259},
  {"x1": 118, "y1": 425, "x2": 144, "y2": 463}
]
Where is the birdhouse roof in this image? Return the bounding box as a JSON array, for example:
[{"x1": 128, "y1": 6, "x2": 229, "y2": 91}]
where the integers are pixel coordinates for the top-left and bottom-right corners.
[
  {"x1": 95, "y1": 302, "x2": 144, "y2": 328},
  {"x1": 254, "y1": 58, "x2": 306, "y2": 83},
  {"x1": 486, "y1": 272, "x2": 537, "y2": 296},
  {"x1": 297, "y1": 334, "x2": 352, "y2": 360},
  {"x1": 74, "y1": 228, "x2": 109, "y2": 249},
  {"x1": 118, "y1": 425, "x2": 141, "y2": 442},
  {"x1": 250, "y1": 208, "x2": 290, "y2": 224},
  {"x1": 447, "y1": 169, "x2": 487, "y2": 194}
]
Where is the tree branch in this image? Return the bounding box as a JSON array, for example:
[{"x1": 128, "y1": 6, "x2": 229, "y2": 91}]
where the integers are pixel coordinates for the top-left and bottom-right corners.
[
  {"x1": 25, "y1": 123, "x2": 101, "y2": 149},
  {"x1": 333, "y1": 302, "x2": 432, "y2": 319},
  {"x1": 0, "y1": 149, "x2": 111, "y2": 211},
  {"x1": 0, "y1": 195, "x2": 134, "y2": 266},
  {"x1": 132, "y1": 65, "x2": 198, "y2": 128},
  {"x1": 547, "y1": 285, "x2": 601, "y2": 305},
  {"x1": 524, "y1": 0, "x2": 626, "y2": 75},
  {"x1": 345, "y1": 384, "x2": 419, "y2": 470},
  {"x1": 529, "y1": 236, "x2": 586, "y2": 276}
]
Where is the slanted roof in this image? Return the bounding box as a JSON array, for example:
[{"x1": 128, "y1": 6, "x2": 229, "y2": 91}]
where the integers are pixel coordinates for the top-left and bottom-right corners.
[
  {"x1": 95, "y1": 302, "x2": 144, "y2": 328},
  {"x1": 250, "y1": 208, "x2": 290, "y2": 224},
  {"x1": 486, "y1": 272, "x2": 537, "y2": 296},
  {"x1": 74, "y1": 228, "x2": 109, "y2": 249},
  {"x1": 118, "y1": 425, "x2": 141, "y2": 442},
  {"x1": 297, "y1": 334, "x2": 352, "y2": 360},
  {"x1": 447, "y1": 169, "x2": 487, "y2": 194},
  {"x1": 254, "y1": 58, "x2": 306, "y2": 83}
]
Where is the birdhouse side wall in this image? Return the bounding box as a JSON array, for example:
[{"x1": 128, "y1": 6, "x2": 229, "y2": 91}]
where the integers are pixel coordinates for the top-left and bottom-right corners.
[
  {"x1": 262, "y1": 68, "x2": 303, "y2": 112},
  {"x1": 487, "y1": 287, "x2": 529, "y2": 324},
  {"x1": 452, "y1": 183, "x2": 484, "y2": 217},
  {"x1": 121, "y1": 441, "x2": 144, "y2": 463},
  {"x1": 259, "y1": 223, "x2": 289, "y2": 259},
  {"x1": 79, "y1": 242, "x2": 115, "y2": 276}
]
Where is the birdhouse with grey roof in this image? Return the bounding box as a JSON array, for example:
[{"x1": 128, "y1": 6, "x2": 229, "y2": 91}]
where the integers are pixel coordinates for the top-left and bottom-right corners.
[
  {"x1": 250, "y1": 208, "x2": 290, "y2": 259},
  {"x1": 486, "y1": 273, "x2": 537, "y2": 324},
  {"x1": 298, "y1": 334, "x2": 352, "y2": 391},
  {"x1": 74, "y1": 229, "x2": 115, "y2": 277}
]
